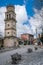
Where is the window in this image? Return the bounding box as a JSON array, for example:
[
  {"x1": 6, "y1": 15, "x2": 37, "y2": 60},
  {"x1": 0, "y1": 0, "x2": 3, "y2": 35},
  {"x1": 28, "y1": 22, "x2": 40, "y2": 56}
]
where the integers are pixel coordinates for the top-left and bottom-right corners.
[
  {"x1": 8, "y1": 32, "x2": 9, "y2": 34},
  {"x1": 9, "y1": 14, "x2": 11, "y2": 18},
  {"x1": 8, "y1": 24, "x2": 9, "y2": 26},
  {"x1": 7, "y1": 15, "x2": 8, "y2": 19},
  {"x1": 14, "y1": 32, "x2": 15, "y2": 34}
]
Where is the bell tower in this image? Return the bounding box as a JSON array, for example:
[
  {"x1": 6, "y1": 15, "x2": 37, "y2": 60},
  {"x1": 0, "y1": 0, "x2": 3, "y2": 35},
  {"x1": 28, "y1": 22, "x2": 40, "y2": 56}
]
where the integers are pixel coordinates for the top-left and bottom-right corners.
[{"x1": 4, "y1": 5, "x2": 18, "y2": 47}]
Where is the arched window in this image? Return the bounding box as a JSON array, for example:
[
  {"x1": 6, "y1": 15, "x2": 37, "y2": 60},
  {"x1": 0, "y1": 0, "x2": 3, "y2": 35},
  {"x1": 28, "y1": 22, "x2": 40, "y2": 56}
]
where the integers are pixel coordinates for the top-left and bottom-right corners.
[
  {"x1": 8, "y1": 24, "x2": 9, "y2": 26},
  {"x1": 9, "y1": 14, "x2": 11, "y2": 19},
  {"x1": 7, "y1": 32, "x2": 9, "y2": 34},
  {"x1": 7, "y1": 15, "x2": 8, "y2": 19}
]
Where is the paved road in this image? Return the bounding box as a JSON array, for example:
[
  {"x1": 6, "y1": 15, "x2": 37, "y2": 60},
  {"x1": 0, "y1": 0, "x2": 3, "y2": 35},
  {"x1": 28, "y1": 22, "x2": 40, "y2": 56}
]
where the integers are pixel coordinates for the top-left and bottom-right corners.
[
  {"x1": 0, "y1": 45, "x2": 43, "y2": 65},
  {"x1": 0, "y1": 45, "x2": 30, "y2": 65}
]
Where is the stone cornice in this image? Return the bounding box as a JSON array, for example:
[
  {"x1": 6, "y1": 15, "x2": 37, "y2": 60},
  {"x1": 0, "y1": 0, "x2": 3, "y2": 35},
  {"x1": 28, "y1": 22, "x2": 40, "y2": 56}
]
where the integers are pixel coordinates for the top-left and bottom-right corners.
[
  {"x1": 4, "y1": 18, "x2": 17, "y2": 23},
  {"x1": 5, "y1": 28, "x2": 16, "y2": 30}
]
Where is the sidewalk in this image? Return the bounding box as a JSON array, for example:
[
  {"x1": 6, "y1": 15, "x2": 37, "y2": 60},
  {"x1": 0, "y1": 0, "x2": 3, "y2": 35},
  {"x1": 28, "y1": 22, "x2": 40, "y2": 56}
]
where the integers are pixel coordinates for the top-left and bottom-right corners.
[{"x1": 0, "y1": 46, "x2": 19, "y2": 53}]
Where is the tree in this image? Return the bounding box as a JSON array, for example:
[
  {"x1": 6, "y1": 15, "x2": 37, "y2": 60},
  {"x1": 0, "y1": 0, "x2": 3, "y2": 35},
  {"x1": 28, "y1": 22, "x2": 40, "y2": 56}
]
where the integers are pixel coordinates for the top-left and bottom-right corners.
[{"x1": 40, "y1": 32, "x2": 43, "y2": 43}]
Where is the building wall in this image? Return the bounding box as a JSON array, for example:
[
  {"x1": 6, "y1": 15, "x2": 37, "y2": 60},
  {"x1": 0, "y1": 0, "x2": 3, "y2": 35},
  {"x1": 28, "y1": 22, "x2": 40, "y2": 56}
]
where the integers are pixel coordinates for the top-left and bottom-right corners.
[
  {"x1": 5, "y1": 20, "x2": 16, "y2": 29},
  {"x1": 4, "y1": 38, "x2": 18, "y2": 47},
  {"x1": 21, "y1": 34, "x2": 34, "y2": 41},
  {"x1": 21, "y1": 34, "x2": 34, "y2": 44},
  {"x1": 21, "y1": 34, "x2": 29, "y2": 40},
  {"x1": 5, "y1": 30, "x2": 16, "y2": 37}
]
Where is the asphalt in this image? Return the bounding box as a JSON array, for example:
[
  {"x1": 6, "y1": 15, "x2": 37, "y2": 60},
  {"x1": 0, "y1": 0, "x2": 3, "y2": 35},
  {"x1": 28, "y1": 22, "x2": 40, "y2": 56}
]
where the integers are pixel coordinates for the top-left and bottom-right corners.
[{"x1": 0, "y1": 45, "x2": 43, "y2": 65}]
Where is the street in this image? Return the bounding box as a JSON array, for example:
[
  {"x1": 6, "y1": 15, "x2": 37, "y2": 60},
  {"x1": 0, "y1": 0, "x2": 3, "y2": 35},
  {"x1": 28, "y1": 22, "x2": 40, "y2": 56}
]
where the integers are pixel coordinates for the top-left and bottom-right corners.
[{"x1": 0, "y1": 45, "x2": 43, "y2": 65}]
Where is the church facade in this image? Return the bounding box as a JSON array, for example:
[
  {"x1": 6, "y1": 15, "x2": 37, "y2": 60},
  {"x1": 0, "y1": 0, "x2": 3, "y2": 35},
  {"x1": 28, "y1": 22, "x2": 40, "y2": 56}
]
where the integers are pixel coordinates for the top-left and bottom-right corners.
[{"x1": 4, "y1": 5, "x2": 18, "y2": 47}]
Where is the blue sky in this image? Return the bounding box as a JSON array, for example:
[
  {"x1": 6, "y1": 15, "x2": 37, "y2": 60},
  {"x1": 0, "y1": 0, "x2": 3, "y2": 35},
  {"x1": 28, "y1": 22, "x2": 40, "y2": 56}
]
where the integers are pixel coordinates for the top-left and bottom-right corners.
[
  {"x1": 0, "y1": 0, "x2": 42, "y2": 16},
  {"x1": 0, "y1": 0, "x2": 43, "y2": 37},
  {"x1": 0, "y1": 0, "x2": 33, "y2": 16}
]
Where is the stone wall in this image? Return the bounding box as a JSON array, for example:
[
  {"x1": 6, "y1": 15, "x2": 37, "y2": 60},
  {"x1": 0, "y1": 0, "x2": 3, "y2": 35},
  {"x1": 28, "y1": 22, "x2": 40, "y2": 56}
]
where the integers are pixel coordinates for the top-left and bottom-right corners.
[{"x1": 4, "y1": 37, "x2": 18, "y2": 48}]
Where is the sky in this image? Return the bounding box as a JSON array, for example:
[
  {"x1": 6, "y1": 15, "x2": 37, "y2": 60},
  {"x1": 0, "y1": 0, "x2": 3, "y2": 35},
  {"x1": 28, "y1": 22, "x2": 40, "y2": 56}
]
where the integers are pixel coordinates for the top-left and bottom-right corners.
[{"x1": 0, "y1": 0, "x2": 43, "y2": 38}]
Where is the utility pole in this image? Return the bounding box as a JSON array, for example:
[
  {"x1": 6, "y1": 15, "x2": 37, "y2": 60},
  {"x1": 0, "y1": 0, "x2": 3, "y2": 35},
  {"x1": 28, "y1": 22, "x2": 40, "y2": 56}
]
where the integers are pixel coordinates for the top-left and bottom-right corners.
[
  {"x1": 36, "y1": 28, "x2": 37, "y2": 39},
  {"x1": 39, "y1": 0, "x2": 43, "y2": 33},
  {"x1": 36, "y1": 28, "x2": 38, "y2": 44}
]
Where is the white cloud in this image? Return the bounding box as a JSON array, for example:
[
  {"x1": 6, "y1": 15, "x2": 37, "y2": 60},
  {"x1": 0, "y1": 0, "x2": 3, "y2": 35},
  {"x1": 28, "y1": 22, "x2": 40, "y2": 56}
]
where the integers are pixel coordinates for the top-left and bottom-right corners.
[
  {"x1": 0, "y1": 5, "x2": 30, "y2": 37},
  {"x1": 0, "y1": 5, "x2": 43, "y2": 38},
  {"x1": 0, "y1": 7, "x2": 6, "y2": 37},
  {"x1": 29, "y1": 7, "x2": 43, "y2": 38},
  {"x1": 15, "y1": 5, "x2": 28, "y2": 24},
  {"x1": 15, "y1": 5, "x2": 29, "y2": 37}
]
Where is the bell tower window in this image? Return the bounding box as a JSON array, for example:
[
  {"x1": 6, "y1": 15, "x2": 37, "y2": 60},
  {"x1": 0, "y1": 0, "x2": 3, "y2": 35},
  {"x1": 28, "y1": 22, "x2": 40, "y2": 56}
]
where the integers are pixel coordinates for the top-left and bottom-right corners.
[
  {"x1": 9, "y1": 14, "x2": 11, "y2": 19},
  {"x1": 7, "y1": 15, "x2": 8, "y2": 19}
]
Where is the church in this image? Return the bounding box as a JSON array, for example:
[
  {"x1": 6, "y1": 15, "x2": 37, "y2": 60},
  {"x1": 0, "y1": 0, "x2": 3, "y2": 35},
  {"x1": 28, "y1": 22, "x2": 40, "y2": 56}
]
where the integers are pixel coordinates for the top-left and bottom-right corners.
[{"x1": 0, "y1": 5, "x2": 18, "y2": 48}]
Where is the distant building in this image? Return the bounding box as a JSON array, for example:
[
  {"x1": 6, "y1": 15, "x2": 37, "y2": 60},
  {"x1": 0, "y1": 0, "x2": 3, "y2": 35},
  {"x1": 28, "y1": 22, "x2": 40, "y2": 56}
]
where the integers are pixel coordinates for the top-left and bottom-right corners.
[
  {"x1": 33, "y1": 34, "x2": 42, "y2": 45},
  {"x1": 17, "y1": 37, "x2": 23, "y2": 45},
  {"x1": 38, "y1": 34, "x2": 41, "y2": 38},
  {"x1": 21, "y1": 33, "x2": 34, "y2": 45}
]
